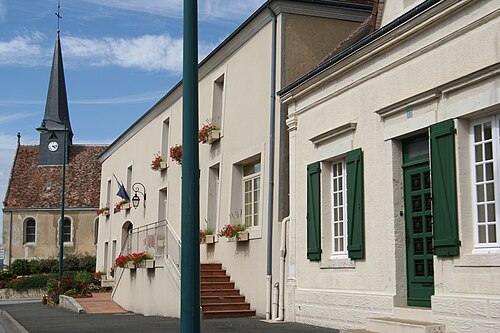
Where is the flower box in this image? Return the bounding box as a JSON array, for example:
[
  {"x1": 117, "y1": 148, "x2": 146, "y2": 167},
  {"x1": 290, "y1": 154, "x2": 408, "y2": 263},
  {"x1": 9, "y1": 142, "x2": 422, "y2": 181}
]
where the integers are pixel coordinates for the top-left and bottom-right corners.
[
  {"x1": 205, "y1": 130, "x2": 221, "y2": 144},
  {"x1": 126, "y1": 261, "x2": 136, "y2": 269},
  {"x1": 227, "y1": 231, "x2": 249, "y2": 242},
  {"x1": 103, "y1": 210, "x2": 110, "y2": 217},
  {"x1": 122, "y1": 202, "x2": 131, "y2": 210},
  {"x1": 144, "y1": 259, "x2": 155, "y2": 269},
  {"x1": 160, "y1": 161, "x2": 168, "y2": 170},
  {"x1": 200, "y1": 235, "x2": 216, "y2": 244}
]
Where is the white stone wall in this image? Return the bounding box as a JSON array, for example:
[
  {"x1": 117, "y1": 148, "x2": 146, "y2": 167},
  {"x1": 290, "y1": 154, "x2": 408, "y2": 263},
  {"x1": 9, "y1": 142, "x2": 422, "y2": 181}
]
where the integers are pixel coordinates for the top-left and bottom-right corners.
[{"x1": 283, "y1": 0, "x2": 500, "y2": 331}]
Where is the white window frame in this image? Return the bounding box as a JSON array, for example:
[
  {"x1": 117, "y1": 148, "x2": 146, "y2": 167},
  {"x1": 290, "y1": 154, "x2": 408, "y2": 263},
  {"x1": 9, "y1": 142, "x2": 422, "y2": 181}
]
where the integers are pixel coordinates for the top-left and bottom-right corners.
[
  {"x1": 471, "y1": 115, "x2": 500, "y2": 250},
  {"x1": 24, "y1": 217, "x2": 36, "y2": 244},
  {"x1": 331, "y1": 159, "x2": 348, "y2": 258},
  {"x1": 243, "y1": 162, "x2": 261, "y2": 229},
  {"x1": 60, "y1": 216, "x2": 74, "y2": 246}
]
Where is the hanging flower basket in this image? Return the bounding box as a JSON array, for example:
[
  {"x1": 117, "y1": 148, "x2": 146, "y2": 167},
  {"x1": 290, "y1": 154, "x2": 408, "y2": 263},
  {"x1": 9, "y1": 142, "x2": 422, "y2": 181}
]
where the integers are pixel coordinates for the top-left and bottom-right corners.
[
  {"x1": 198, "y1": 121, "x2": 220, "y2": 144},
  {"x1": 170, "y1": 144, "x2": 182, "y2": 165},
  {"x1": 151, "y1": 153, "x2": 167, "y2": 171}
]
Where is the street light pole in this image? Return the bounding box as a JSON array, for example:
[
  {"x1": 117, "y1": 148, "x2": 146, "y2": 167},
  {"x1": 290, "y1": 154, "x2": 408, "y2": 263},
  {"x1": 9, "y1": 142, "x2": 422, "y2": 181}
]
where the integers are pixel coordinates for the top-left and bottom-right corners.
[
  {"x1": 181, "y1": 0, "x2": 200, "y2": 332},
  {"x1": 58, "y1": 116, "x2": 68, "y2": 283},
  {"x1": 36, "y1": 118, "x2": 68, "y2": 283}
]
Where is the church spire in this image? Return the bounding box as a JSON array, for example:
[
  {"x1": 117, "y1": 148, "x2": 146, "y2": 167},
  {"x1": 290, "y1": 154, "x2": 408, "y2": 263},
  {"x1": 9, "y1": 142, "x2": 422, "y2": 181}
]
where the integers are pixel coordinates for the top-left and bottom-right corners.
[
  {"x1": 39, "y1": 2, "x2": 73, "y2": 166},
  {"x1": 42, "y1": 31, "x2": 73, "y2": 142}
]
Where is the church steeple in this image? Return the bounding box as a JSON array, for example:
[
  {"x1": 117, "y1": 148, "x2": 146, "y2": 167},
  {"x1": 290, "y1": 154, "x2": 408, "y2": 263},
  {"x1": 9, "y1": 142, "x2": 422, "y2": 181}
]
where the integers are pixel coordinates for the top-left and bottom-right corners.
[{"x1": 39, "y1": 29, "x2": 73, "y2": 165}]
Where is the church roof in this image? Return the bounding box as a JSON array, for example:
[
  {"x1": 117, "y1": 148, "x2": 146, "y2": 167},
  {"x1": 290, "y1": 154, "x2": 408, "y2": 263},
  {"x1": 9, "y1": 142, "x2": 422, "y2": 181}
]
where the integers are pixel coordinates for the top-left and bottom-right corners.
[{"x1": 3, "y1": 145, "x2": 107, "y2": 210}]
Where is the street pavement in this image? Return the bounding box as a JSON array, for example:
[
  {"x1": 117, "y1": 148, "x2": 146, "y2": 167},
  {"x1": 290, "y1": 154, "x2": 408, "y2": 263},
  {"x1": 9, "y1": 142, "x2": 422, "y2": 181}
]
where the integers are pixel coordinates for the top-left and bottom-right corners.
[{"x1": 0, "y1": 301, "x2": 341, "y2": 333}]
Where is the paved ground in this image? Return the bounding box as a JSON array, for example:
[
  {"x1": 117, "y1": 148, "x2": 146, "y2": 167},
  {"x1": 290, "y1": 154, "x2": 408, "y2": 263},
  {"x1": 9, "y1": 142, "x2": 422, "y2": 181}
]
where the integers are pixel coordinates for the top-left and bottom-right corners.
[
  {"x1": 75, "y1": 293, "x2": 126, "y2": 314},
  {"x1": 0, "y1": 300, "x2": 341, "y2": 333}
]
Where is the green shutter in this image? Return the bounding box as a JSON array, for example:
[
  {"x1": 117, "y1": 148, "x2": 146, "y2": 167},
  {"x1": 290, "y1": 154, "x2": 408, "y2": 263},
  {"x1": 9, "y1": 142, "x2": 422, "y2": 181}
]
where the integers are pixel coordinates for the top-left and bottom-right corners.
[
  {"x1": 430, "y1": 119, "x2": 460, "y2": 256},
  {"x1": 307, "y1": 162, "x2": 321, "y2": 261},
  {"x1": 346, "y1": 148, "x2": 364, "y2": 259}
]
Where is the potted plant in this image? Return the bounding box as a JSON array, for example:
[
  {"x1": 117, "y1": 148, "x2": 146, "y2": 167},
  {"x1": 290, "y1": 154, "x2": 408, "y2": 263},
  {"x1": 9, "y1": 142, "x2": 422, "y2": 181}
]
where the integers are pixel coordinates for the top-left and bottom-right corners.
[
  {"x1": 115, "y1": 199, "x2": 130, "y2": 211},
  {"x1": 151, "y1": 152, "x2": 167, "y2": 171},
  {"x1": 200, "y1": 227, "x2": 215, "y2": 244},
  {"x1": 198, "y1": 120, "x2": 220, "y2": 144},
  {"x1": 115, "y1": 254, "x2": 131, "y2": 269},
  {"x1": 96, "y1": 206, "x2": 110, "y2": 216},
  {"x1": 217, "y1": 223, "x2": 248, "y2": 242},
  {"x1": 170, "y1": 144, "x2": 182, "y2": 165}
]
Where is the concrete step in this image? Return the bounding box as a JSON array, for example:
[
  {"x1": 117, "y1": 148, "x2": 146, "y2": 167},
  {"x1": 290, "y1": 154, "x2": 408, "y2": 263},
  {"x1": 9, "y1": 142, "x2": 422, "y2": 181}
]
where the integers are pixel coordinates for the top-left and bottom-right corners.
[
  {"x1": 347, "y1": 330, "x2": 376, "y2": 333},
  {"x1": 201, "y1": 282, "x2": 235, "y2": 290},
  {"x1": 201, "y1": 295, "x2": 246, "y2": 304},
  {"x1": 201, "y1": 289, "x2": 241, "y2": 297},
  {"x1": 200, "y1": 269, "x2": 227, "y2": 276},
  {"x1": 366, "y1": 317, "x2": 445, "y2": 333},
  {"x1": 202, "y1": 309, "x2": 256, "y2": 319},
  {"x1": 201, "y1": 302, "x2": 250, "y2": 312},
  {"x1": 201, "y1": 263, "x2": 222, "y2": 270},
  {"x1": 201, "y1": 275, "x2": 230, "y2": 283}
]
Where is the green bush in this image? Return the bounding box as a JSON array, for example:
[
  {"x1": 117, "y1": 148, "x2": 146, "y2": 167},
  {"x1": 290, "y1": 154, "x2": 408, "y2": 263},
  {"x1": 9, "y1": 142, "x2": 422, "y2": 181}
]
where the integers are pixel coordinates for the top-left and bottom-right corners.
[
  {"x1": 11, "y1": 274, "x2": 55, "y2": 292},
  {"x1": 79, "y1": 253, "x2": 96, "y2": 272},
  {"x1": 38, "y1": 259, "x2": 57, "y2": 274},
  {"x1": 10, "y1": 259, "x2": 32, "y2": 276},
  {"x1": 0, "y1": 272, "x2": 16, "y2": 281},
  {"x1": 63, "y1": 255, "x2": 80, "y2": 271}
]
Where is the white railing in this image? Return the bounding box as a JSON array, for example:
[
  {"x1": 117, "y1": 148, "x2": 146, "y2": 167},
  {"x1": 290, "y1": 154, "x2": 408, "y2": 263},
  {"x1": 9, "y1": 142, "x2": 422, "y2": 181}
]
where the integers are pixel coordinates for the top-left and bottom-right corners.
[{"x1": 124, "y1": 219, "x2": 181, "y2": 274}]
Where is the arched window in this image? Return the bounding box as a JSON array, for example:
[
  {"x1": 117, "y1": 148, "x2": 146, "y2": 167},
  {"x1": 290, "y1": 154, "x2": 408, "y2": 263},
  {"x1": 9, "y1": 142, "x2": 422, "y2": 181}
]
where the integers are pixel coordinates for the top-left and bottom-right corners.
[
  {"x1": 24, "y1": 218, "x2": 36, "y2": 243},
  {"x1": 63, "y1": 217, "x2": 72, "y2": 243}
]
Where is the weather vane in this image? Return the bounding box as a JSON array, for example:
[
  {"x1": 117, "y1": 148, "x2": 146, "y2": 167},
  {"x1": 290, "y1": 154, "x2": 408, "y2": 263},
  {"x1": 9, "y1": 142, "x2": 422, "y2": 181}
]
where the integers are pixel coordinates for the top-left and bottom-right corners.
[{"x1": 55, "y1": 0, "x2": 62, "y2": 33}]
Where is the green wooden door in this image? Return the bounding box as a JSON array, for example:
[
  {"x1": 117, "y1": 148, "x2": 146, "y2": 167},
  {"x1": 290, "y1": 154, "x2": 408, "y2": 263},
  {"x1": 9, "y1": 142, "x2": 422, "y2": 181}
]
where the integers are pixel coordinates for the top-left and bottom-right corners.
[{"x1": 403, "y1": 137, "x2": 434, "y2": 307}]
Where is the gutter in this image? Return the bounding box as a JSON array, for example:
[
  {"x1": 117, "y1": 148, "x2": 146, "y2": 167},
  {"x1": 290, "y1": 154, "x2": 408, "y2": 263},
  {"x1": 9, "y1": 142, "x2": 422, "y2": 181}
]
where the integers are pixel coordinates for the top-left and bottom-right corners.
[
  {"x1": 278, "y1": 0, "x2": 441, "y2": 97},
  {"x1": 266, "y1": 6, "x2": 277, "y2": 321}
]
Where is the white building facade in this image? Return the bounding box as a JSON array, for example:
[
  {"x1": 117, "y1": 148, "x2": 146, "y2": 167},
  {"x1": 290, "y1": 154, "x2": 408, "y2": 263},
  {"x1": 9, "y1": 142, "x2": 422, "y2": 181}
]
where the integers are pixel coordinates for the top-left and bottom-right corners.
[
  {"x1": 280, "y1": 0, "x2": 500, "y2": 332},
  {"x1": 96, "y1": 0, "x2": 372, "y2": 317}
]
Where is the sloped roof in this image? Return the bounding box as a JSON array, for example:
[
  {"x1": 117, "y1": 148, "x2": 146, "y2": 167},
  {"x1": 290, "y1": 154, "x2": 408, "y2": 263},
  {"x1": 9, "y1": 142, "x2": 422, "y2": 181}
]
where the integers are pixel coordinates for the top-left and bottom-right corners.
[{"x1": 3, "y1": 145, "x2": 107, "y2": 209}]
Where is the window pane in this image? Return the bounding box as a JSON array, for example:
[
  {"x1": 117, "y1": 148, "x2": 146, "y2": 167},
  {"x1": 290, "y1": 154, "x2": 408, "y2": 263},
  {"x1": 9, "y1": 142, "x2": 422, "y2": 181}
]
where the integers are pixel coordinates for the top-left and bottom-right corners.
[
  {"x1": 474, "y1": 124, "x2": 482, "y2": 142},
  {"x1": 477, "y1": 184, "x2": 484, "y2": 202},
  {"x1": 254, "y1": 178, "x2": 260, "y2": 190},
  {"x1": 254, "y1": 212, "x2": 259, "y2": 226},
  {"x1": 488, "y1": 225, "x2": 497, "y2": 243},
  {"x1": 243, "y1": 161, "x2": 261, "y2": 176},
  {"x1": 487, "y1": 183, "x2": 495, "y2": 201},
  {"x1": 484, "y1": 122, "x2": 492, "y2": 140},
  {"x1": 486, "y1": 163, "x2": 494, "y2": 181},
  {"x1": 475, "y1": 145, "x2": 483, "y2": 162},
  {"x1": 478, "y1": 205, "x2": 485, "y2": 222},
  {"x1": 485, "y1": 142, "x2": 493, "y2": 160},
  {"x1": 476, "y1": 165, "x2": 484, "y2": 182},
  {"x1": 487, "y1": 203, "x2": 496, "y2": 222},
  {"x1": 478, "y1": 225, "x2": 486, "y2": 243}
]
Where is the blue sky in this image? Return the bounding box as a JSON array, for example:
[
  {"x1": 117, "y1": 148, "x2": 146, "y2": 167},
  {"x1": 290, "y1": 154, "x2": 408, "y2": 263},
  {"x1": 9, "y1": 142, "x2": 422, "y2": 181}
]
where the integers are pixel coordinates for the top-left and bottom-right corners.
[{"x1": 0, "y1": 0, "x2": 266, "y2": 235}]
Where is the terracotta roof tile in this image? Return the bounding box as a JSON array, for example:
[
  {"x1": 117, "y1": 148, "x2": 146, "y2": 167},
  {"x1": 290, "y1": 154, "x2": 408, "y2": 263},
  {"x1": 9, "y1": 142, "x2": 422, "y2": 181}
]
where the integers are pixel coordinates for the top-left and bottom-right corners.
[{"x1": 4, "y1": 145, "x2": 107, "y2": 209}]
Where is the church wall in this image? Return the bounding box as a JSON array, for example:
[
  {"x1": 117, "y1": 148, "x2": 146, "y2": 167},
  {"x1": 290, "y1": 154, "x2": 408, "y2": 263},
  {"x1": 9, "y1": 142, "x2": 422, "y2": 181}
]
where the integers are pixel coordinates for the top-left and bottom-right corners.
[{"x1": 2, "y1": 210, "x2": 97, "y2": 265}]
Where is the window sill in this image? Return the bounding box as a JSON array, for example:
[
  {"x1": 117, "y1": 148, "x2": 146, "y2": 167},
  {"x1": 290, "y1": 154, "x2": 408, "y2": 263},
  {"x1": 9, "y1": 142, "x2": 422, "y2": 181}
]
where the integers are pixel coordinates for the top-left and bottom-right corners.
[
  {"x1": 23, "y1": 242, "x2": 36, "y2": 247},
  {"x1": 63, "y1": 242, "x2": 74, "y2": 247},
  {"x1": 320, "y1": 257, "x2": 356, "y2": 269}
]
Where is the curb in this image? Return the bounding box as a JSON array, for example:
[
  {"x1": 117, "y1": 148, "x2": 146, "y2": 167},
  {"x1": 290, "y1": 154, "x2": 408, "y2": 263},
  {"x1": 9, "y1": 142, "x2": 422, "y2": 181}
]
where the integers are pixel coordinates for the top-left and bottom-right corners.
[
  {"x1": 0, "y1": 309, "x2": 29, "y2": 333},
  {"x1": 58, "y1": 295, "x2": 84, "y2": 314}
]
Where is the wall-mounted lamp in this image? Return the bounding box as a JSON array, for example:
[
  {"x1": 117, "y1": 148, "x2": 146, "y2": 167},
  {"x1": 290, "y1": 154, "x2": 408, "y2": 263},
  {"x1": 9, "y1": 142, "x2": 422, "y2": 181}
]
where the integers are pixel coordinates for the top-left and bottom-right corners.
[{"x1": 131, "y1": 182, "x2": 146, "y2": 209}]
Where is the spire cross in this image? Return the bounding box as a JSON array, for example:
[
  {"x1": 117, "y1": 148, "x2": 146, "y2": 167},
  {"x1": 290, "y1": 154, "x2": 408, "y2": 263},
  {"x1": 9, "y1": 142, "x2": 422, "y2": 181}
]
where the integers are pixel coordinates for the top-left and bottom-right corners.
[{"x1": 55, "y1": 1, "x2": 62, "y2": 32}]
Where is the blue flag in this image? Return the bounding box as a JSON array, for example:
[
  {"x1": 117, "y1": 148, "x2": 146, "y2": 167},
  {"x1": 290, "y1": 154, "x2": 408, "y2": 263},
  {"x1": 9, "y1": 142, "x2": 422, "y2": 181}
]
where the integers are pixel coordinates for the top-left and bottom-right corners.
[{"x1": 113, "y1": 174, "x2": 130, "y2": 201}]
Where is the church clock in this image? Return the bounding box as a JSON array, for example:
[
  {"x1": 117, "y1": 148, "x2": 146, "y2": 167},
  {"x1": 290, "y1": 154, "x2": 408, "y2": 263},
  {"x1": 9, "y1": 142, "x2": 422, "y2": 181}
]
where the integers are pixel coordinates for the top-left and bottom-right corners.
[{"x1": 48, "y1": 141, "x2": 59, "y2": 152}]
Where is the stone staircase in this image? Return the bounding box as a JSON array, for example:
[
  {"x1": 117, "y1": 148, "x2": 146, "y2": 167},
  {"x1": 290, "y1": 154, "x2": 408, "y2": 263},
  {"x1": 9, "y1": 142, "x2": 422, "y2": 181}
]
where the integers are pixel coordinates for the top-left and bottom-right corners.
[{"x1": 200, "y1": 263, "x2": 256, "y2": 319}]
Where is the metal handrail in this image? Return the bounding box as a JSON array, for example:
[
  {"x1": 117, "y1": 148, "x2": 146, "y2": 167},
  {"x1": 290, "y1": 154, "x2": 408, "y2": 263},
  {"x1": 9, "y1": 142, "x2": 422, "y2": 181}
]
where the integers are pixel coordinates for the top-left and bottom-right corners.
[{"x1": 111, "y1": 219, "x2": 182, "y2": 297}]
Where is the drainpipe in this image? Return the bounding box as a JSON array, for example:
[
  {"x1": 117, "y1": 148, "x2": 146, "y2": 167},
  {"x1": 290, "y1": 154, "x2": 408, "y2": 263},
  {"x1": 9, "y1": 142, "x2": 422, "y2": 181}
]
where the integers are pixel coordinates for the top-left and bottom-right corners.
[
  {"x1": 266, "y1": 6, "x2": 277, "y2": 321},
  {"x1": 274, "y1": 216, "x2": 289, "y2": 321},
  {"x1": 9, "y1": 211, "x2": 13, "y2": 266}
]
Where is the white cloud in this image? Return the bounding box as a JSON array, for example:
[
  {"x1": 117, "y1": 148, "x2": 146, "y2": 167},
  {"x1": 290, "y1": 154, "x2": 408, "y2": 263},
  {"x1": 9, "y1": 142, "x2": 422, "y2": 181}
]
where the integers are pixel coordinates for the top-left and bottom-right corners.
[
  {"x1": 63, "y1": 34, "x2": 215, "y2": 72},
  {"x1": 0, "y1": 32, "x2": 215, "y2": 72},
  {"x1": 0, "y1": 112, "x2": 38, "y2": 124},
  {"x1": 75, "y1": 0, "x2": 265, "y2": 22},
  {"x1": 0, "y1": 33, "x2": 49, "y2": 66}
]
